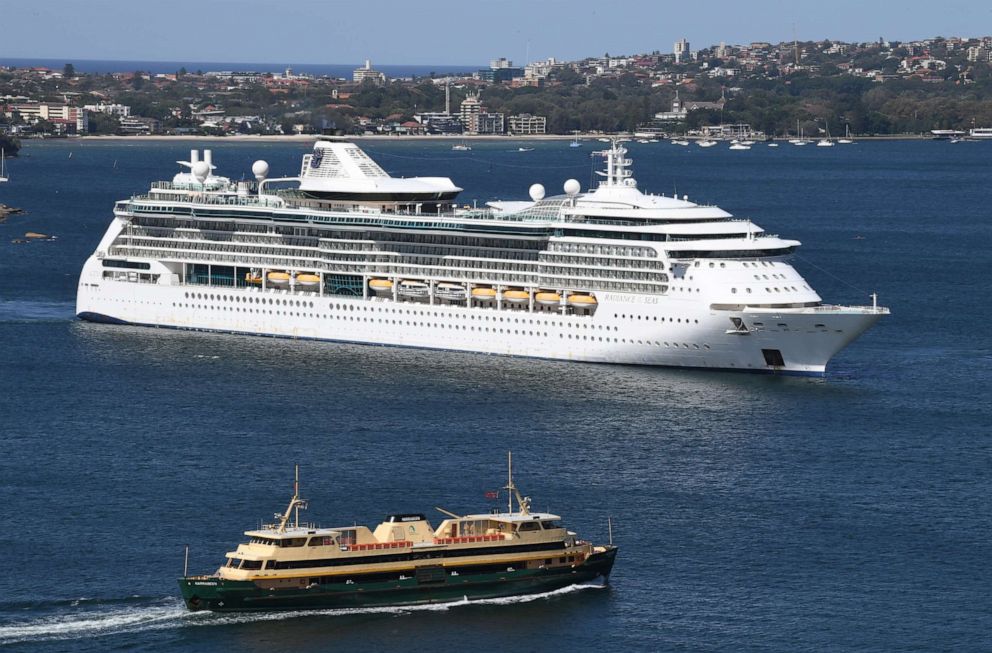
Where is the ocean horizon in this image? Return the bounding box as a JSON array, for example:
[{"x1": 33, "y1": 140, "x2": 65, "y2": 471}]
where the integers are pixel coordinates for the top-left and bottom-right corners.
[{"x1": 0, "y1": 57, "x2": 481, "y2": 78}]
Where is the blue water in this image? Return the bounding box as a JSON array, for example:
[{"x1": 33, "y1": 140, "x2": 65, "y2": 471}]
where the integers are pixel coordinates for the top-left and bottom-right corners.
[
  {"x1": 0, "y1": 139, "x2": 990, "y2": 651},
  {"x1": 0, "y1": 57, "x2": 479, "y2": 78}
]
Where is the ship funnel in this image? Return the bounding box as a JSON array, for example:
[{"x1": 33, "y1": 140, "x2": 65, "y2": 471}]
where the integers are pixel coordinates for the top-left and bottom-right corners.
[
  {"x1": 203, "y1": 149, "x2": 213, "y2": 171},
  {"x1": 190, "y1": 150, "x2": 199, "y2": 165}
]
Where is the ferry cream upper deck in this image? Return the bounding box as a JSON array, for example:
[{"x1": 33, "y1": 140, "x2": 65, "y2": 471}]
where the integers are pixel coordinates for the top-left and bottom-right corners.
[{"x1": 77, "y1": 137, "x2": 888, "y2": 374}]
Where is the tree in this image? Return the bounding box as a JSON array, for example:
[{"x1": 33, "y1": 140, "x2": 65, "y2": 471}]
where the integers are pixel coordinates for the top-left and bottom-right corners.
[{"x1": 63, "y1": 63, "x2": 76, "y2": 79}]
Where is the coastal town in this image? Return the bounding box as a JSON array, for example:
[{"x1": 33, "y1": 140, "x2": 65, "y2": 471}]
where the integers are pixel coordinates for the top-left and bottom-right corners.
[{"x1": 2, "y1": 33, "x2": 992, "y2": 148}]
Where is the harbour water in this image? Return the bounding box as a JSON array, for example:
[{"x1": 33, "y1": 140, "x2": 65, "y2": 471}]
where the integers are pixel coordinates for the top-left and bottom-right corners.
[{"x1": 0, "y1": 139, "x2": 989, "y2": 651}]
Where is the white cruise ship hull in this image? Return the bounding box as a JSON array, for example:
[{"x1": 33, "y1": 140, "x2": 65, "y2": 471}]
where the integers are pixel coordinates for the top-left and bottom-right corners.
[{"x1": 77, "y1": 259, "x2": 883, "y2": 376}]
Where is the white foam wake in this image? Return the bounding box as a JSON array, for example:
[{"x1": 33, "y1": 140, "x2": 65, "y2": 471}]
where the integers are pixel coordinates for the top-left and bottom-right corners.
[{"x1": 0, "y1": 584, "x2": 604, "y2": 644}]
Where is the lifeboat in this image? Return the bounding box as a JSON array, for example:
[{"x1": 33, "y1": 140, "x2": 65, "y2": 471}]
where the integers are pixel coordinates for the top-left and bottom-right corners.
[
  {"x1": 369, "y1": 278, "x2": 393, "y2": 293},
  {"x1": 535, "y1": 292, "x2": 561, "y2": 305},
  {"x1": 502, "y1": 289, "x2": 530, "y2": 304},
  {"x1": 296, "y1": 273, "x2": 320, "y2": 287},
  {"x1": 471, "y1": 287, "x2": 497, "y2": 300},
  {"x1": 244, "y1": 272, "x2": 262, "y2": 285},
  {"x1": 567, "y1": 294, "x2": 597, "y2": 307},
  {"x1": 436, "y1": 282, "x2": 467, "y2": 301},
  {"x1": 267, "y1": 271, "x2": 291, "y2": 285},
  {"x1": 398, "y1": 280, "x2": 430, "y2": 298}
]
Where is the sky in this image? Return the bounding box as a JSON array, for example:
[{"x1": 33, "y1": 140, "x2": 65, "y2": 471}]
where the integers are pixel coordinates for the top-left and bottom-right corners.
[{"x1": 0, "y1": 0, "x2": 990, "y2": 65}]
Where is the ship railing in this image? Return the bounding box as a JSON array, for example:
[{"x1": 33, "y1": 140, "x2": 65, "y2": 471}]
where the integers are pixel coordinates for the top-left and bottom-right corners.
[{"x1": 812, "y1": 303, "x2": 890, "y2": 315}]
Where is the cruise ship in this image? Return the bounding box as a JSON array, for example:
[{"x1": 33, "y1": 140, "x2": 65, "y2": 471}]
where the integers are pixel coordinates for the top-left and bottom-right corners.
[{"x1": 76, "y1": 138, "x2": 888, "y2": 375}]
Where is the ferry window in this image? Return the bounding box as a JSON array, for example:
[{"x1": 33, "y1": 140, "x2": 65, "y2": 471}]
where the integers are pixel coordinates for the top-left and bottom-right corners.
[
  {"x1": 336, "y1": 529, "x2": 357, "y2": 546},
  {"x1": 280, "y1": 538, "x2": 307, "y2": 547},
  {"x1": 241, "y1": 560, "x2": 263, "y2": 570},
  {"x1": 226, "y1": 557, "x2": 239, "y2": 567},
  {"x1": 540, "y1": 521, "x2": 561, "y2": 530},
  {"x1": 309, "y1": 536, "x2": 336, "y2": 547},
  {"x1": 517, "y1": 522, "x2": 540, "y2": 532}
]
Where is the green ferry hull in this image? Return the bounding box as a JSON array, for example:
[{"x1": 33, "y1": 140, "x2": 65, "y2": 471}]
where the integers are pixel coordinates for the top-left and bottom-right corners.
[{"x1": 180, "y1": 547, "x2": 616, "y2": 612}]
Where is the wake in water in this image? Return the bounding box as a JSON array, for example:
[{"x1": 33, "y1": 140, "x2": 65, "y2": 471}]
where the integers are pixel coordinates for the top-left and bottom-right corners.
[{"x1": 0, "y1": 584, "x2": 605, "y2": 645}]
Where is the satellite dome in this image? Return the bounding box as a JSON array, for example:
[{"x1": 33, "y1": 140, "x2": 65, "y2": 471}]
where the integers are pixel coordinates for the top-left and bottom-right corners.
[
  {"x1": 192, "y1": 161, "x2": 210, "y2": 183},
  {"x1": 528, "y1": 183, "x2": 545, "y2": 202},
  {"x1": 563, "y1": 179, "x2": 581, "y2": 197},
  {"x1": 252, "y1": 160, "x2": 270, "y2": 181}
]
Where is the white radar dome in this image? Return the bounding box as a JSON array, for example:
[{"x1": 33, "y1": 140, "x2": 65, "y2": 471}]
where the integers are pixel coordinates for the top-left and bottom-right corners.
[
  {"x1": 528, "y1": 183, "x2": 545, "y2": 202},
  {"x1": 192, "y1": 161, "x2": 210, "y2": 183},
  {"x1": 252, "y1": 160, "x2": 270, "y2": 181},
  {"x1": 563, "y1": 179, "x2": 581, "y2": 197}
]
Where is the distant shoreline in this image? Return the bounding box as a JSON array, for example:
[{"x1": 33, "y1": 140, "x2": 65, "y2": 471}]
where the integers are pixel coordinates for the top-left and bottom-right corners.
[{"x1": 74, "y1": 133, "x2": 934, "y2": 142}]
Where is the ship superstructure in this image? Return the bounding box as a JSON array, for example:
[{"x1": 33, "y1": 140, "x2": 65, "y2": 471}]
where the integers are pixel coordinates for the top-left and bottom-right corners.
[{"x1": 76, "y1": 137, "x2": 888, "y2": 375}]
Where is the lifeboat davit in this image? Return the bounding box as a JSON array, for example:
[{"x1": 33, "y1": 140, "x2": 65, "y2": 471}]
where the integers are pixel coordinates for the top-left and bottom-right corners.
[
  {"x1": 502, "y1": 289, "x2": 530, "y2": 304},
  {"x1": 471, "y1": 287, "x2": 497, "y2": 300},
  {"x1": 398, "y1": 280, "x2": 430, "y2": 298},
  {"x1": 436, "y1": 282, "x2": 467, "y2": 301},
  {"x1": 567, "y1": 294, "x2": 597, "y2": 307},
  {"x1": 535, "y1": 292, "x2": 561, "y2": 305},
  {"x1": 369, "y1": 278, "x2": 393, "y2": 293},
  {"x1": 267, "y1": 271, "x2": 291, "y2": 285},
  {"x1": 296, "y1": 273, "x2": 320, "y2": 286}
]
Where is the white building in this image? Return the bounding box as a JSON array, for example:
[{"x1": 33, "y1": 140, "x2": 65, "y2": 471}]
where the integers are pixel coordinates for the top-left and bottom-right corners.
[
  {"x1": 674, "y1": 38, "x2": 691, "y2": 64},
  {"x1": 353, "y1": 60, "x2": 386, "y2": 85},
  {"x1": 83, "y1": 103, "x2": 131, "y2": 118},
  {"x1": 508, "y1": 113, "x2": 546, "y2": 135}
]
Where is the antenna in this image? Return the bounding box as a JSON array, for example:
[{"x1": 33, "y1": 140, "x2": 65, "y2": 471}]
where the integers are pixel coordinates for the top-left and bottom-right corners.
[
  {"x1": 608, "y1": 516, "x2": 613, "y2": 546},
  {"x1": 294, "y1": 464, "x2": 300, "y2": 528},
  {"x1": 183, "y1": 544, "x2": 189, "y2": 576},
  {"x1": 507, "y1": 451, "x2": 513, "y2": 514}
]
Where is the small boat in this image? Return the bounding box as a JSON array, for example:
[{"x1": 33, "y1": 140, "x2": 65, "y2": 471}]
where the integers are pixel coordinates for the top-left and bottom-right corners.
[
  {"x1": 0, "y1": 148, "x2": 8, "y2": 183},
  {"x1": 697, "y1": 139, "x2": 717, "y2": 148},
  {"x1": 178, "y1": 457, "x2": 618, "y2": 613},
  {"x1": 729, "y1": 143, "x2": 751, "y2": 151},
  {"x1": 767, "y1": 143, "x2": 780, "y2": 148},
  {"x1": 436, "y1": 282, "x2": 467, "y2": 301},
  {"x1": 671, "y1": 139, "x2": 690, "y2": 146},
  {"x1": 502, "y1": 289, "x2": 530, "y2": 304},
  {"x1": 636, "y1": 139, "x2": 651, "y2": 144},
  {"x1": 517, "y1": 147, "x2": 535, "y2": 152},
  {"x1": 295, "y1": 273, "x2": 320, "y2": 286},
  {"x1": 739, "y1": 140, "x2": 756, "y2": 146},
  {"x1": 534, "y1": 291, "x2": 561, "y2": 305},
  {"x1": 838, "y1": 124, "x2": 855, "y2": 144},
  {"x1": 567, "y1": 294, "x2": 598, "y2": 307},
  {"x1": 267, "y1": 271, "x2": 291, "y2": 285},
  {"x1": 398, "y1": 280, "x2": 430, "y2": 297},
  {"x1": 471, "y1": 286, "x2": 497, "y2": 300},
  {"x1": 816, "y1": 139, "x2": 834, "y2": 147},
  {"x1": 452, "y1": 142, "x2": 471, "y2": 151},
  {"x1": 569, "y1": 135, "x2": 582, "y2": 148},
  {"x1": 369, "y1": 278, "x2": 393, "y2": 293},
  {"x1": 597, "y1": 137, "x2": 611, "y2": 142}
]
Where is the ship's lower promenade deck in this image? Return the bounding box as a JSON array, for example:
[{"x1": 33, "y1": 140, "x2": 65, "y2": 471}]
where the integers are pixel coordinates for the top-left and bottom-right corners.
[{"x1": 78, "y1": 260, "x2": 882, "y2": 375}]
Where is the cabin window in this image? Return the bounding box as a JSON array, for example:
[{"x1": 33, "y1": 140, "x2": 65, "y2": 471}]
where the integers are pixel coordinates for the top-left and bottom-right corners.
[
  {"x1": 226, "y1": 557, "x2": 239, "y2": 567},
  {"x1": 459, "y1": 520, "x2": 490, "y2": 536},
  {"x1": 336, "y1": 529, "x2": 357, "y2": 546},
  {"x1": 280, "y1": 538, "x2": 307, "y2": 548},
  {"x1": 540, "y1": 521, "x2": 561, "y2": 530},
  {"x1": 309, "y1": 536, "x2": 336, "y2": 547},
  {"x1": 240, "y1": 559, "x2": 263, "y2": 570},
  {"x1": 517, "y1": 522, "x2": 540, "y2": 532}
]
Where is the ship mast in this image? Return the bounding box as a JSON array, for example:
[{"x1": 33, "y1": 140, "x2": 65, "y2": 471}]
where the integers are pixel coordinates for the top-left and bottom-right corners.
[
  {"x1": 503, "y1": 451, "x2": 530, "y2": 515},
  {"x1": 276, "y1": 464, "x2": 307, "y2": 533}
]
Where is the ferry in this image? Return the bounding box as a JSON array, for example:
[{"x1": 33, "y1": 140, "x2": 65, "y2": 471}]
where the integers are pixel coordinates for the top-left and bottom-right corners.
[
  {"x1": 76, "y1": 138, "x2": 888, "y2": 375},
  {"x1": 179, "y1": 457, "x2": 617, "y2": 612}
]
